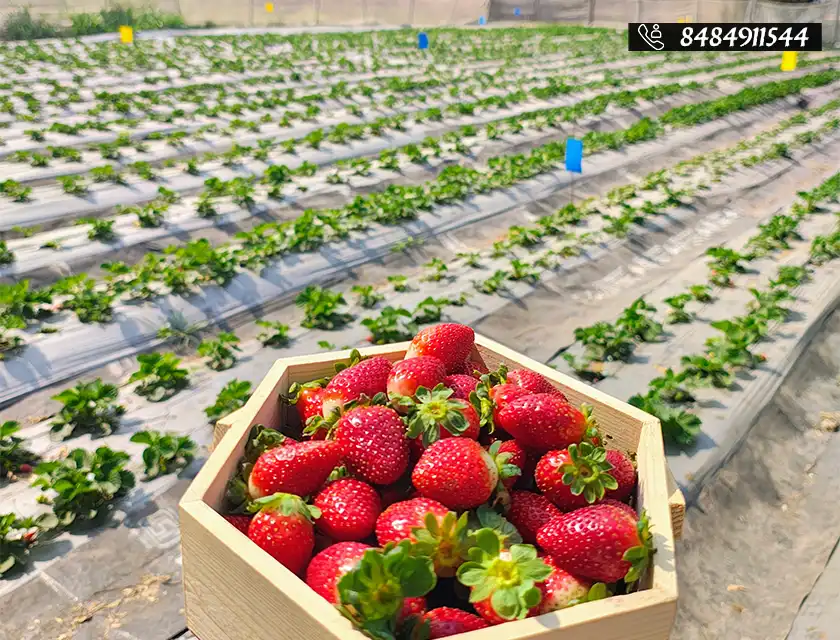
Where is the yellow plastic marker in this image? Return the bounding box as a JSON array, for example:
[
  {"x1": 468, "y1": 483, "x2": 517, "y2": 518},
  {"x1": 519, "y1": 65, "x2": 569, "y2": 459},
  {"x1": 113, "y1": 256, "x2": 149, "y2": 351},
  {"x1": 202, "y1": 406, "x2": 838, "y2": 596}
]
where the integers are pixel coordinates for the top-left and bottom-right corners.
[
  {"x1": 265, "y1": 2, "x2": 274, "y2": 11},
  {"x1": 677, "y1": 16, "x2": 685, "y2": 23},
  {"x1": 119, "y1": 25, "x2": 133, "y2": 44},
  {"x1": 781, "y1": 51, "x2": 798, "y2": 72},
  {"x1": 685, "y1": 15, "x2": 692, "y2": 23}
]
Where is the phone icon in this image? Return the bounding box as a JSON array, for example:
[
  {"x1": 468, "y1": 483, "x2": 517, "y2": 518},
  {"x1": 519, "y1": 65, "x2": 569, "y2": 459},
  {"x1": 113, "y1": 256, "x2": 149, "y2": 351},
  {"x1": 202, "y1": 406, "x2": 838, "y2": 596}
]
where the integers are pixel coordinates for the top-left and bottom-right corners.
[{"x1": 638, "y1": 23, "x2": 665, "y2": 50}]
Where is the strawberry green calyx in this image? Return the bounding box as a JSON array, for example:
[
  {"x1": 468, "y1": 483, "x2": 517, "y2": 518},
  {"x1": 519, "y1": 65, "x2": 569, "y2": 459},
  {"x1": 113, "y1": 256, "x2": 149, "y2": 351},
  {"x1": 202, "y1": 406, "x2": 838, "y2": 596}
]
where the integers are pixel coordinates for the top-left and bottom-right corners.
[
  {"x1": 580, "y1": 404, "x2": 602, "y2": 446},
  {"x1": 467, "y1": 505, "x2": 523, "y2": 549},
  {"x1": 457, "y1": 529, "x2": 552, "y2": 621},
  {"x1": 338, "y1": 541, "x2": 437, "y2": 640},
  {"x1": 622, "y1": 509, "x2": 655, "y2": 583},
  {"x1": 560, "y1": 442, "x2": 618, "y2": 504},
  {"x1": 468, "y1": 365, "x2": 510, "y2": 431},
  {"x1": 334, "y1": 349, "x2": 364, "y2": 374},
  {"x1": 247, "y1": 492, "x2": 322, "y2": 522},
  {"x1": 488, "y1": 441, "x2": 522, "y2": 485},
  {"x1": 305, "y1": 392, "x2": 389, "y2": 438},
  {"x1": 411, "y1": 511, "x2": 471, "y2": 577},
  {"x1": 397, "y1": 385, "x2": 470, "y2": 446},
  {"x1": 567, "y1": 582, "x2": 610, "y2": 607},
  {"x1": 285, "y1": 378, "x2": 329, "y2": 404}
]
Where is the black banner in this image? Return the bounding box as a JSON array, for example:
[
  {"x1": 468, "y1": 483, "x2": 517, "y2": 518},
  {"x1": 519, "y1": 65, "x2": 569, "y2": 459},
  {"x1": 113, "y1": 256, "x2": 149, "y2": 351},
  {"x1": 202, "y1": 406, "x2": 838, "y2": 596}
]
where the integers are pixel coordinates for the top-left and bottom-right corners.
[{"x1": 629, "y1": 23, "x2": 822, "y2": 52}]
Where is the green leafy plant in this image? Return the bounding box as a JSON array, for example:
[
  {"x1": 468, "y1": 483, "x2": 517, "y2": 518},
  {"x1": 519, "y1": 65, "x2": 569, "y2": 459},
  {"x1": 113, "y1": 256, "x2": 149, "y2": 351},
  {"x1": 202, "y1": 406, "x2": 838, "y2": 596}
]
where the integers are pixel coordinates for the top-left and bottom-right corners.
[
  {"x1": 362, "y1": 306, "x2": 417, "y2": 345},
  {"x1": 616, "y1": 298, "x2": 663, "y2": 342},
  {"x1": 457, "y1": 251, "x2": 482, "y2": 268},
  {"x1": 31, "y1": 447, "x2": 135, "y2": 526},
  {"x1": 706, "y1": 247, "x2": 749, "y2": 287},
  {"x1": 351, "y1": 285, "x2": 383, "y2": 309},
  {"x1": 474, "y1": 270, "x2": 510, "y2": 295},
  {"x1": 664, "y1": 294, "x2": 693, "y2": 324},
  {"x1": 198, "y1": 332, "x2": 242, "y2": 371},
  {"x1": 157, "y1": 312, "x2": 204, "y2": 352},
  {"x1": 0, "y1": 512, "x2": 58, "y2": 576},
  {"x1": 628, "y1": 391, "x2": 701, "y2": 447},
  {"x1": 422, "y1": 258, "x2": 448, "y2": 282},
  {"x1": 295, "y1": 286, "x2": 352, "y2": 330},
  {"x1": 256, "y1": 320, "x2": 291, "y2": 348},
  {"x1": 78, "y1": 218, "x2": 116, "y2": 242},
  {"x1": 130, "y1": 431, "x2": 196, "y2": 480},
  {"x1": 205, "y1": 379, "x2": 252, "y2": 421},
  {"x1": 58, "y1": 175, "x2": 88, "y2": 197},
  {"x1": 0, "y1": 242, "x2": 13, "y2": 267},
  {"x1": 49, "y1": 380, "x2": 125, "y2": 440},
  {"x1": 0, "y1": 421, "x2": 39, "y2": 478},
  {"x1": 388, "y1": 275, "x2": 409, "y2": 292},
  {"x1": 679, "y1": 354, "x2": 733, "y2": 389},
  {"x1": 129, "y1": 352, "x2": 190, "y2": 401},
  {"x1": 688, "y1": 284, "x2": 714, "y2": 303}
]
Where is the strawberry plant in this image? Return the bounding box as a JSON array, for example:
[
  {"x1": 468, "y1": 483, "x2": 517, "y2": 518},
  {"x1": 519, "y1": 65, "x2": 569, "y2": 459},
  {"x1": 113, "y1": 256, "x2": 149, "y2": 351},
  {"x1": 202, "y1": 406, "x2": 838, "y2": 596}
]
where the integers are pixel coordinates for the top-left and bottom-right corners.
[
  {"x1": 770, "y1": 265, "x2": 810, "y2": 289},
  {"x1": 198, "y1": 332, "x2": 241, "y2": 371},
  {"x1": 61, "y1": 282, "x2": 114, "y2": 323},
  {"x1": 0, "y1": 242, "x2": 13, "y2": 267},
  {"x1": 157, "y1": 312, "x2": 204, "y2": 351},
  {"x1": 0, "y1": 513, "x2": 58, "y2": 576},
  {"x1": 422, "y1": 258, "x2": 448, "y2": 282},
  {"x1": 679, "y1": 354, "x2": 733, "y2": 389},
  {"x1": 664, "y1": 294, "x2": 693, "y2": 324},
  {"x1": 705, "y1": 247, "x2": 749, "y2": 287},
  {"x1": 205, "y1": 379, "x2": 252, "y2": 421},
  {"x1": 130, "y1": 431, "x2": 197, "y2": 480},
  {"x1": 362, "y1": 306, "x2": 417, "y2": 344},
  {"x1": 296, "y1": 286, "x2": 352, "y2": 330},
  {"x1": 412, "y1": 297, "x2": 449, "y2": 324},
  {"x1": 387, "y1": 275, "x2": 409, "y2": 292},
  {"x1": 351, "y1": 285, "x2": 383, "y2": 309},
  {"x1": 628, "y1": 391, "x2": 701, "y2": 447},
  {"x1": 256, "y1": 320, "x2": 291, "y2": 348},
  {"x1": 648, "y1": 368, "x2": 695, "y2": 404},
  {"x1": 809, "y1": 230, "x2": 840, "y2": 265},
  {"x1": 508, "y1": 259, "x2": 540, "y2": 283},
  {"x1": 130, "y1": 352, "x2": 190, "y2": 401},
  {"x1": 457, "y1": 251, "x2": 482, "y2": 268},
  {"x1": 474, "y1": 270, "x2": 509, "y2": 295},
  {"x1": 90, "y1": 165, "x2": 126, "y2": 185},
  {"x1": 78, "y1": 218, "x2": 116, "y2": 242},
  {"x1": 0, "y1": 421, "x2": 39, "y2": 478},
  {"x1": 574, "y1": 321, "x2": 635, "y2": 363},
  {"x1": 688, "y1": 284, "x2": 714, "y2": 303},
  {"x1": 32, "y1": 447, "x2": 135, "y2": 525},
  {"x1": 49, "y1": 379, "x2": 125, "y2": 440},
  {"x1": 0, "y1": 180, "x2": 31, "y2": 203}
]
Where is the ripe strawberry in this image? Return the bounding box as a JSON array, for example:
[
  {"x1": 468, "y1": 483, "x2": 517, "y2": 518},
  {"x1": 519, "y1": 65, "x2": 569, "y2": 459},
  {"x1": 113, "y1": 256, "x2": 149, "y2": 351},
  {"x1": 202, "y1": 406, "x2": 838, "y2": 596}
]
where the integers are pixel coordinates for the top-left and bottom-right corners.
[
  {"x1": 507, "y1": 490, "x2": 561, "y2": 545},
  {"x1": 450, "y1": 358, "x2": 489, "y2": 378},
  {"x1": 376, "y1": 498, "x2": 469, "y2": 577},
  {"x1": 605, "y1": 449, "x2": 636, "y2": 502},
  {"x1": 398, "y1": 384, "x2": 480, "y2": 447},
  {"x1": 489, "y1": 383, "x2": 530, "y2": 409},
  {"x1": 536, "y1": 555, "x2": 604, "y2": 614},
  {"x1": 420, "y1": 607, "x2": 489, "y2": 638},
  {"x1": 306, "y1": 541, "x2": 371, "y2": 603},
  {"x1": 387, "y1": 356, "x2": 447, "y2": 402},
  {"x1": 507, "y1": 369, "x2": 567, "y2": 401},
  {"x1": 321, "y1": 356, "x2": 393, "y2": 417},
  {"x1": 247, "y1": 493, "x2": 320, "y2": 575},
  {"x1": 457, "y1": 529, "x2": 552, "y2": 624},
  {"x1": 400, "y1": 597, "x2": 428, "y2": 624},
  {"x1": 405, "y1": 323, "x2": 475, "y2": 374},
  {"x1": 412, "y1": 438, "x2": 498, "y2": 510},
  {"x1": 536, "y1": 504, "x2": 654, "y2": 584},
  {"x1": 334, "y1": 405, "x2": 409, "y2": 485},
  {"x1": 222, "y1": 514, "x2": 252, "y2": 535},
  {"x1": 314, "y1": 478, "x2": 382, "y2": 541},
  {"x1": 535, "y1": 443, "x2": 618, "y2": 511},
  {"x1": 493, "y1": 439, "x2": 526, "y2": 490},
  {"x1": 443, "y1": 374, "x2": 478, "y2": 400},
  {"x1": 248, "y1": 440, "x2": 342, "y2": 499},
  {"x1": 495, "y1": 394, "x2": 587, "y2": 451},
  {"x1": 287, "y1": 379, "x2": 328, "y2": 427},
  {"x1": 601, "y1": 498, "x2": 637, "y2": 518}
]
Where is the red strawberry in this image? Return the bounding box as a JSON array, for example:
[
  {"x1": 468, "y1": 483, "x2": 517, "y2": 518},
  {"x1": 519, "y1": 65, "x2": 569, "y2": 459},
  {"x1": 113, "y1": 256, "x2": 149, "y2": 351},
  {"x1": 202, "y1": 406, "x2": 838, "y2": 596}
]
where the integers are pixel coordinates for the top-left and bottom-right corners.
[
  {"x1": 507, "y1": 369, "x2": 567, "y2": 400},
  {"x1": 494, "y1": 439, "x2": 526, "y2": 490},
  {"x1": 322, "y1": 356, "x2": 393, "y2": 417},
  {"x1": 247, "y1": 493, "x2": 320, "y2": 575},
  {"x1": 405, "y1": 323, "x2": 475, "y2": 374},
  {"x1": 412, "y1": 438, "x2": 498, "y2": 510},
  {"x1": 443, "y1": 374, "x2": 478, "y2": 400},
  {"x1": 387, "y1": 356, "x2": 447, "y2": 401},
  {"x1": 536, "y1": 504, "x2": 654, "y2": 584},
  {"x1": 400, "y1": 597, "x2": 428, "y2": 624},
  {"x1": 305, "y1": 541, "x2": 371, "y2": 603},
  {"x1": 536, "y1": 555, "x2": 602, "y2": 614},
  {"x1": 421, "y1": 607, "x2": 489, "y2": 638},
  {"x1": 489, "y1": 383, "x2": 530, "y2": 409},
  {"x1": 507, "y1": 490, "x2": 561, "y2": 545},
  {"x1": 248, "y1": 440, "x2": 342, "y2": 499},
  {"x1": 605, "y1": 449, "x2": 636, "y2": 502},
  {"x1": 334, "y1": 405, "x2": 409, "y2": 485},
  {"x1": 288, "y1": 379, "x2": 327, "y2": 427},
  {"x1": 601, "y1": 498, "x2": 637, "y2": 518},
  {"x1": 376, "y1": 498, "x2": 469, "y2": 577},
  {"x1": 399, "y1": 384, "x2": 480, "y2": 447},
  {"x1": 534, "y1": 443, "x2": 618, "y2": 511},
  {"x1": 457, "y1": 530, "x2": 552, "y2": 624},
  {"x1": 222, "y1": 514, "x2": 252, "y2": 535},
  {"x1": 451, "y1": 358, "x2": 489, "y2": 378},
  {"x1": 314, "y1": 478, "x2": 382, "y2": 541},
  {"x1": 495, "y1": 394, "x2": 587, "y2": 451}
]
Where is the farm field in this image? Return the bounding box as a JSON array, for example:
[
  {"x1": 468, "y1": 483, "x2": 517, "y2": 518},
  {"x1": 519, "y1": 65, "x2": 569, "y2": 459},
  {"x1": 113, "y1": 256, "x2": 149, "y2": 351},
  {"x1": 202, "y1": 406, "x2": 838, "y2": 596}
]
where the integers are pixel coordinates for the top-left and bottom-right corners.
[{"x1": 1, "y1": 24, "x2": 840, "y2": 640}]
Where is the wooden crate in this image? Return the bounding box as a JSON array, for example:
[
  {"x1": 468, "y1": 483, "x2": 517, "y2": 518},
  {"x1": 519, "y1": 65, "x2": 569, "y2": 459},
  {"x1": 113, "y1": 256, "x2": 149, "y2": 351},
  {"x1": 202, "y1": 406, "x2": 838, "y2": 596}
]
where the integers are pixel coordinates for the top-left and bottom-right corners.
[{"x1": 180, "y1": 335, "x2": 682, "y2": 640}]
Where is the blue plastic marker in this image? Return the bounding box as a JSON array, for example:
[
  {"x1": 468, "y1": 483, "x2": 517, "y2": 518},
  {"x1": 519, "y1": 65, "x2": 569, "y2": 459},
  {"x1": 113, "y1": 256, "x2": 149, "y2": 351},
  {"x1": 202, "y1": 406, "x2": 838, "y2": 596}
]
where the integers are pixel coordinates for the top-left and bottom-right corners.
[
  {"x1": 418, "y1": 32, "x2": 429, "y2": 50},
  {"x1": 565, "y1": 138, "x2": 583, "y2": 173},
  {"x1": 479, "y1": 15, "x2": 486, "y2": 25},
  {"x1": 514, "y1": 7, "x2": 521, "y2": 16}
]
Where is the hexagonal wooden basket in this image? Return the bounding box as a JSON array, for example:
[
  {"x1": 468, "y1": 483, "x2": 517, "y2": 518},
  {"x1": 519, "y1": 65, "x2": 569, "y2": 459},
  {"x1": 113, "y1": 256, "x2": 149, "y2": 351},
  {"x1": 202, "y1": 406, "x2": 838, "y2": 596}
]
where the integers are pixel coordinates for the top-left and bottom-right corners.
[{"x1": 180, "y1": 335, "x2": 684, "y2": 640}]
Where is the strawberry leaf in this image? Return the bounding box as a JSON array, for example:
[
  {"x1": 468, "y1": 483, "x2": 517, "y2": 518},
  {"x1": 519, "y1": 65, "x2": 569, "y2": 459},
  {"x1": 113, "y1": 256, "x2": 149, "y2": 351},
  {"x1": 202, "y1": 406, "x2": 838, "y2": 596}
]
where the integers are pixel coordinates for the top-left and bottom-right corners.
[{"x1": 622, "y1": 509, "x2": 655, "y2": 583}]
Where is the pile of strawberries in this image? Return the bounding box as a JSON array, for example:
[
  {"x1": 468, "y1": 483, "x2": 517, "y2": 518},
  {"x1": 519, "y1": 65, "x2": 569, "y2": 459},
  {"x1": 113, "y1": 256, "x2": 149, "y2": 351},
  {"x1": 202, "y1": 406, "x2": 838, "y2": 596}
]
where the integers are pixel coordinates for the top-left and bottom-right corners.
[{"x1": 221, "y1": 323, "x2": 654, "y2": 640}]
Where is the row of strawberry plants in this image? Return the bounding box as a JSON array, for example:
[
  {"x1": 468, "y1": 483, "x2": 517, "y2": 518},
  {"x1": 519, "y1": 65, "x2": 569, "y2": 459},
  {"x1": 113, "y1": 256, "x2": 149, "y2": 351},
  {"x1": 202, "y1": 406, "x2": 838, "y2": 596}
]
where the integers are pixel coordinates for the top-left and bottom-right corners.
[
  {"x1": 564, "y1": 173, "x2": 840, "y2": 446},
  {"x1": 2, "y1": 69, "x2": 837, "y2": 356}
]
